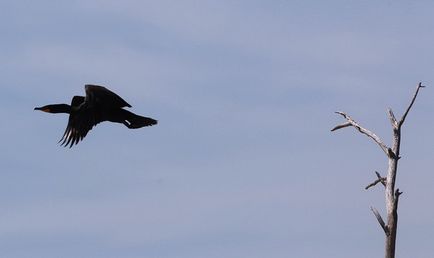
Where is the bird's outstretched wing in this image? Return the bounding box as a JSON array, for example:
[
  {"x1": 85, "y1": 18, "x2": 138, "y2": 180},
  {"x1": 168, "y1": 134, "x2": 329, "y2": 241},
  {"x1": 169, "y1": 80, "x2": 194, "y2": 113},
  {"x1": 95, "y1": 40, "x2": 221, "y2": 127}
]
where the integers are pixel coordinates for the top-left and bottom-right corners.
[
  {"x1": 59, "y1": 96, "x2": 103, "y2": 148},
  {"x1": 57, "y1": 85, "x2": 153, "y2": 147},
  {"x1": 85, "y1": 84, "x2": 131, "y2": 109}
]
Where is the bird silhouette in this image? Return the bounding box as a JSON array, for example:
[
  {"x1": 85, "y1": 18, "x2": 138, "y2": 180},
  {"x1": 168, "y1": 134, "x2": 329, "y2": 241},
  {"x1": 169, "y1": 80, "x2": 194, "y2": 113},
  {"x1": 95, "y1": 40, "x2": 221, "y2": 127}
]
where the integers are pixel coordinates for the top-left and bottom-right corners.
[{"x1": 35, "y1": 84, "x2": 157, "y2": 147}]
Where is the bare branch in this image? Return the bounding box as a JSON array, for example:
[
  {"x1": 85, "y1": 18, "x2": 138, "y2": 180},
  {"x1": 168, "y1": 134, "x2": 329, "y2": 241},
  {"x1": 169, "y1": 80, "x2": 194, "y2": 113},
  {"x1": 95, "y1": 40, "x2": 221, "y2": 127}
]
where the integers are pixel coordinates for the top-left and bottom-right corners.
[
  {"x1": 387, "y1": 108, "x2": 398, "y2": 129},
  {"x1": 365, "y1": 179, "x2": 384, "y2": 190},
  {"x1": 332, "y1": 111, "x2": 390, "y2": 156},
  {"x1": 331, "y1": 122, "x2": 351, "y2": 131},
  {"x1": 393, "y1": 189, "x2": 403, "y2": 212},
  {"x1": 365, "y1": 171, "x2": 386, "y2": 190},
  {"x1": 371, "y1": 206, "x2": 389, "y2": 236},
  {"x1": 375, "y1": 171, "x2": 386, "y2": 187},
  {"x1": 399, "y1": 82, "x2": 425, "y2": 127}
]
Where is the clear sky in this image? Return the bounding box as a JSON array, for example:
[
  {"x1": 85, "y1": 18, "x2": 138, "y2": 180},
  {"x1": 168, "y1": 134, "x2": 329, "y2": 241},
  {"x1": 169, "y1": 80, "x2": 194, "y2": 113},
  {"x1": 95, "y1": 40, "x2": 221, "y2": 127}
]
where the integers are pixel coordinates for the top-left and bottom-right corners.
[{"x1": 1, "y1": 1, "x2": 434, "y2": 257}]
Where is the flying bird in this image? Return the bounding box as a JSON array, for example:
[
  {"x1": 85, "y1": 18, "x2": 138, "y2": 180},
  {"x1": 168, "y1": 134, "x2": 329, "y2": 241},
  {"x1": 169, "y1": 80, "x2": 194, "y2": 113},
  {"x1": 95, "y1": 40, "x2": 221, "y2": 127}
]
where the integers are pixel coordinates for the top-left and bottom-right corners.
[{"x1": 35, "y1": 84, "x2": 157, "y2": 147}]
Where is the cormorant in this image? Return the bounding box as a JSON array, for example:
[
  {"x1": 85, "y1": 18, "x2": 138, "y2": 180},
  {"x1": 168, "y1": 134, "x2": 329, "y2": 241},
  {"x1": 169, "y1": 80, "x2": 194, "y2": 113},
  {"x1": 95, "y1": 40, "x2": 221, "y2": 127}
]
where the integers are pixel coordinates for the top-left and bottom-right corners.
[{"x1": 35, "y1": 84, "x2": 157, "y2": 147}]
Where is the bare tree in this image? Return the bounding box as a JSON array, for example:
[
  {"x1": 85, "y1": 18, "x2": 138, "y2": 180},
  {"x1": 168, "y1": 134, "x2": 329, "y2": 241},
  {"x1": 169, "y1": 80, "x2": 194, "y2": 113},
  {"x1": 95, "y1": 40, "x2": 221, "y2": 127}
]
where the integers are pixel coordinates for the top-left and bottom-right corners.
[{"x1": 331, "y1": 83, "x2": 425, "y2": 258}]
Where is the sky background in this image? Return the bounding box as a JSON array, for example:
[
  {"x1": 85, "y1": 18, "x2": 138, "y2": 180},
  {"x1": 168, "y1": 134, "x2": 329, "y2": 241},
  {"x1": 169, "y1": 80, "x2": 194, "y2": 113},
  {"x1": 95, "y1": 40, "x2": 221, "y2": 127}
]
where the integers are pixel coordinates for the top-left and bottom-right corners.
[{"x1": 1, "y1": 1, "x2": 434, "y2": 257}]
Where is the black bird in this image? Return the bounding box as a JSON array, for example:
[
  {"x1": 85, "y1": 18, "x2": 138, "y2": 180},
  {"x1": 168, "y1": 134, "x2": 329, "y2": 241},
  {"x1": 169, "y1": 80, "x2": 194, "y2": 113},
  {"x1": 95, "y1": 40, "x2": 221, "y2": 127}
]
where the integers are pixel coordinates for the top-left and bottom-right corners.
[{"x1": 35, "y1": 84, "x2": 157, "y2": 147}]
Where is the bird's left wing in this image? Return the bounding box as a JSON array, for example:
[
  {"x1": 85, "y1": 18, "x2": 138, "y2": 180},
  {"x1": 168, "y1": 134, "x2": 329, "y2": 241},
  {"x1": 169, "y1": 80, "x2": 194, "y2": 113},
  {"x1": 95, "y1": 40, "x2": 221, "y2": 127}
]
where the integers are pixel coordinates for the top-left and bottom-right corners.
[{"x1": 59, "y1": 97, "x2": 103, "y2": 148}]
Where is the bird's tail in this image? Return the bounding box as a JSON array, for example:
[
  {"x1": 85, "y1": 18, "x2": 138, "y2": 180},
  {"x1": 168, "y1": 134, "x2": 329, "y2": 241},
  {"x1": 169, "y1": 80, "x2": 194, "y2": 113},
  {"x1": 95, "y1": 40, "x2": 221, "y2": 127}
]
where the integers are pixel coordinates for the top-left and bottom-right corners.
[{"x1": 121, "y1": 109, "x2": 157, "y2": 129}]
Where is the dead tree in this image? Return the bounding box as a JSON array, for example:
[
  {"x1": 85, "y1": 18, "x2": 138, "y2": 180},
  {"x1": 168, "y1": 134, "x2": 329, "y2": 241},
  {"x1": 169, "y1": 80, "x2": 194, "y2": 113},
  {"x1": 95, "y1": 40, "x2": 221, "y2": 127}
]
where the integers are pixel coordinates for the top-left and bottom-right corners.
[{"x1": 331, "y1": 83, "x2": 425, "y2": 258}]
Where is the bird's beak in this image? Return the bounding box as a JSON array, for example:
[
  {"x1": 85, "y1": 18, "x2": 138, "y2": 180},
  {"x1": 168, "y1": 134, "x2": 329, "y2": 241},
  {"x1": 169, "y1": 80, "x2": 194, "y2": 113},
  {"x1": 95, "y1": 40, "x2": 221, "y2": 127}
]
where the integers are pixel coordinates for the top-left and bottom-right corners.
[{"x1": 34, "y1": 107, "x2": 51, "y2": 113}]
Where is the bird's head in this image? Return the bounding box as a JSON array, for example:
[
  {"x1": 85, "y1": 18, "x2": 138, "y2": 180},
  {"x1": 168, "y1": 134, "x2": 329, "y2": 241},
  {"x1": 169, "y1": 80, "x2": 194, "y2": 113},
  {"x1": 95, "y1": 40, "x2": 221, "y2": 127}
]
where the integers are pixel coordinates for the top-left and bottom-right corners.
[{"x1": 34, "y1": 104, "x2": 71, "y2": 114}]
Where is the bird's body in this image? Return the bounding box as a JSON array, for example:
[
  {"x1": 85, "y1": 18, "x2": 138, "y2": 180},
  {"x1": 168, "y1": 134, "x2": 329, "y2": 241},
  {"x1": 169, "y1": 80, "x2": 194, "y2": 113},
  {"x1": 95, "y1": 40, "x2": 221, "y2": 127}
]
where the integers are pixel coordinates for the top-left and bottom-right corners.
[{"x1": 35, "y1": 85, "x2": 157, "y2": 147}]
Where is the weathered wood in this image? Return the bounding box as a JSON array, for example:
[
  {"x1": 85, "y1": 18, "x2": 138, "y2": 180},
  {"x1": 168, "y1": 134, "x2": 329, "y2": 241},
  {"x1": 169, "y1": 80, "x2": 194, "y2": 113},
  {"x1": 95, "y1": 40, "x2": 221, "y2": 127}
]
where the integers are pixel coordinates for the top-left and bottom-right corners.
[
  {"x1": 332, "y1": 83, "x2": 424, "y2": 258},
  {"x1": 387, "y1": 108, "x2": 398, "y2": 128},
  {"x1": 371, "y1": 206, "x2": 389, "y2": 235},
  {"x1": 399, "y1": 83, "x2": 425, "y2": 126},
  {"x1": 332, "y1": 111, "x2": 390, "y2": 157},
  {"x1": 365, "y1": 171, "x2": 386, "y2": 190},
  {"x1": 330, "y1": 122, "x2": 351, "y2": 131}
]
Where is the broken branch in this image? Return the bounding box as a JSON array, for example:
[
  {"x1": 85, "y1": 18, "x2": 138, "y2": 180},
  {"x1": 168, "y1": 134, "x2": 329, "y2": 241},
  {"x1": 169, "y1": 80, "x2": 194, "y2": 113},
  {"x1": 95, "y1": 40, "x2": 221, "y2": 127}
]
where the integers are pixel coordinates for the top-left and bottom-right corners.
[
  {"x1": 371, "y1": 206, "x2": 389, "y2": 236},
  {"x1": 331, "y1": 122, "x2": 352, "y2": 131},
  {"x1": 365, "y1": 171, "x2": 386, "y2": 190},
  {"x1": 387, "y1": 108, "x2": 398, "y2": 129},
  {"x1": 375, "y1": 171, "x2": 386, "y2": 187}
]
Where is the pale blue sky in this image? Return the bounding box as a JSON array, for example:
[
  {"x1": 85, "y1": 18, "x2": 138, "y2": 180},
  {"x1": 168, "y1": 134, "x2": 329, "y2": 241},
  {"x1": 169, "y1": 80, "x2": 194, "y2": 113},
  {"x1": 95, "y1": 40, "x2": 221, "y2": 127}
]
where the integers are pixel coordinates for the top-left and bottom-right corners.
[{"x1": 1, "y1": 1, "x2": 434, "y2": 257}]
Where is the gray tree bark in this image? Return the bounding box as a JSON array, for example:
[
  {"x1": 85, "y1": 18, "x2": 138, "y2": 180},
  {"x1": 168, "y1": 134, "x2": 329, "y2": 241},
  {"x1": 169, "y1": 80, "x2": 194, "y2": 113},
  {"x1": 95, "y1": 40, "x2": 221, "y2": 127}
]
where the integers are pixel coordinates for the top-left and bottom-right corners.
[{"x1": 331, "y1": 83, "x2": 425, "y2": 258}]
